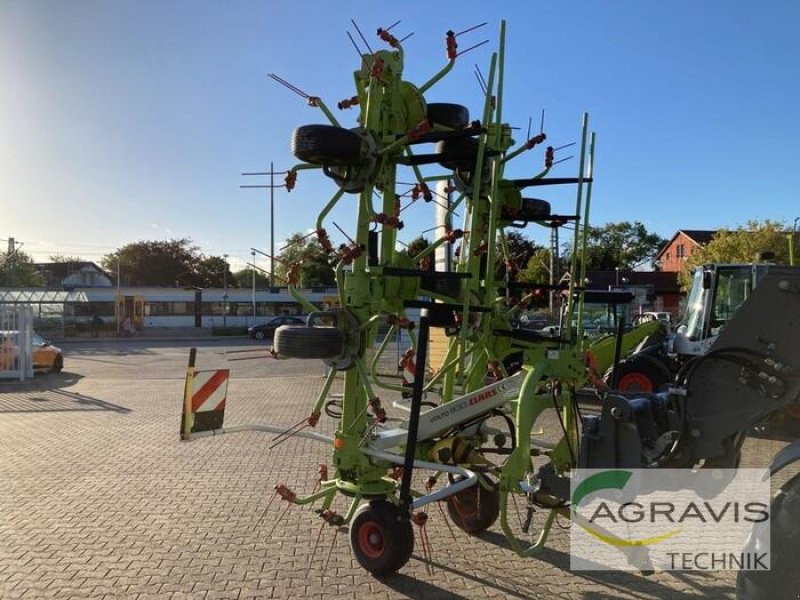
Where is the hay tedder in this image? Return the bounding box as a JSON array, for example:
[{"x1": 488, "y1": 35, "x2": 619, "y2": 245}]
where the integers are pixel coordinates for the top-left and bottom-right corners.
[{"x1": 181, "y1": 21, "x2": 800, "y2": 597}]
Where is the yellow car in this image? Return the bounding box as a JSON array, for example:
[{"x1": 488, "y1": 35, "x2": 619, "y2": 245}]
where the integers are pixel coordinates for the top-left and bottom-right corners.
[
  {"x1": 0, "y1": 331, "x2": 64, "y2": 373},
  {"x1": 32, "y1": 333, "x2": 64, "y2": 373}
]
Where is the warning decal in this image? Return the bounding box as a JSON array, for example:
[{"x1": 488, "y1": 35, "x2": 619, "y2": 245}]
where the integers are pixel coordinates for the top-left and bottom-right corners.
[
  {"x1": 181, "y1": 368, "x2": 230, "y2": 438},
  {"x1": 191, "y1": 369, "x2": 229, "y2": 413}
]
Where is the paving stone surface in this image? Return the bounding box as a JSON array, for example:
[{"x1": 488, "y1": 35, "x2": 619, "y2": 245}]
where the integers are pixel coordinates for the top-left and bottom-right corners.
[{"x1": 0, "y1": 342, "x2": 793, "y2": 599}]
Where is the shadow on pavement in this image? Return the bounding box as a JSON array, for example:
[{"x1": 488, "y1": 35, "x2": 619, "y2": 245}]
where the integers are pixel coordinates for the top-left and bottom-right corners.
[
  {"x1": 0, "y1": 372, "x2": 131, "y2": 414},
  {"x1": 384, "y1": 569, "x2": 497, "y2": 599},
  {"x1": 474, "y1": 530, "x2": 734, "y2": 599}
]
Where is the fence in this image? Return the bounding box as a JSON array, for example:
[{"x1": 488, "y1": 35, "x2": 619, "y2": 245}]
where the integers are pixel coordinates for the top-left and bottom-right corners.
[{"x1": 0, "y1": 305, "x2": 34, "y2": 381}]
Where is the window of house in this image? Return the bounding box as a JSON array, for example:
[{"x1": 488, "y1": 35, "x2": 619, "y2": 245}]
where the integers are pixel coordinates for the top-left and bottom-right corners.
[{"x1": 677, "y1": 244, "x2": 685, "y2": 259}]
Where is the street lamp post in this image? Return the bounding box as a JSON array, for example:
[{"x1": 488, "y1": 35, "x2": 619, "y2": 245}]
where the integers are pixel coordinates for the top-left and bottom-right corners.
[
  {"x1": 222, "y1": 254, "x2": 229, "y2": 328},
  {"x1": 251, "y1": 250, "x2": 256, "y2": 325}
]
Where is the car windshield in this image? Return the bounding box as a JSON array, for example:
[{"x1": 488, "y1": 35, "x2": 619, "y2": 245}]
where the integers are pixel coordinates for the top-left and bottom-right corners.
[{"x1": 31, "y1": 333, "x2": 46, "y2": 346}]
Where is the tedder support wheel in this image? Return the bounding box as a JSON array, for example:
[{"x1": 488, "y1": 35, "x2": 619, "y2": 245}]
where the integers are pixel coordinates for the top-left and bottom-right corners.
[
  {"x1": 273, "y1": 326, "x2": 344, "y2": 360},
  {"x1": 604, "y1": 353, "x2": 672, "y2": 393},
  {"x1": 435, "y1": 136, "x2": 480, "y2": 171},
  {"x1": 519, "y1": 198, "x2": 551, "y2": 220},
  {"x1": 426, "y1": 102, "x2": 470, "y2": 130},
  {"x1": 291, "y1": 124, "x2": 362, "y2": 166},
  {"x1": 446, "y1": 475, "x2": 500, "y2": 534},
  {"x1": 737, "y1": 473, "x2": 800, "y2": 598},
  {"x1": 349, "y1": 500, "x2": 414, "y2": 576}
]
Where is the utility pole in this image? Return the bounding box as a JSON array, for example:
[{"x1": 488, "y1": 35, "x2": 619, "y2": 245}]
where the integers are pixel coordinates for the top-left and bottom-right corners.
[
  {"x1": 4, "y1": 237, "x2": 20, "y2": 287},
  {"x1": 789, "y1": 217, "x2": 800, "y2": 267},
  {"x1": 7, "y1": 237, "x2": 15, "y2": 287},
  {"x1": 251, "y1": 250, "x2": 256, "y2": 325},
  {"x1": 241, "y1": 162, "x2": 287, "y2": 287},
  {"x1": 222, "y1": 254, "x2": 229, "y2": 328},
  {"x1": 116, "y1": 253, "x2": 121, "y2": 335}
]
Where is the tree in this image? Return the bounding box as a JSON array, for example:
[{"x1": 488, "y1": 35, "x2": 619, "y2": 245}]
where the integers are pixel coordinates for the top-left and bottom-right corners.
[
  {"x1": 0, "y1": 249, "x2": 45, "y2": 287},
  {"x1": 570, "y1": 221, "x2": 667, "y2": 271},
  {"x1": 48, "y1": 255, "x2": 87, "y2": 264},
  {"x1": 193, "y1": 256, "x2": 233, "y2": 289},
  {"x1": 679, "y1": 219, "x2": 791, "y2": 289},
  {"x1": 275, "y1": 232, "x2": 336, "y2": 287},
  {"x1": 497, "y1": 231, "x2": 543, "y2": 279},
  {"x1": 402, "y1": 236, "x2": 433, "y2": 270},
  {"x1": 232, "y1": 268, "x2": 270, "y2": 289},
  {"x1": 519, "y1": 248, "x2": 554, "y2": 284},
  {"x1": 102, "y1": 239, "x2": 202, "y2": 287}
]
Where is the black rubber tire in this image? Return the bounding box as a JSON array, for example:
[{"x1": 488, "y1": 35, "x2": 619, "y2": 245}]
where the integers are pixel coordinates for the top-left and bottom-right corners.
[
  {"x1": 254, "y1": 330, "x2": 266, "y2": 340},
  {"x1": 435, "y1": 136, "x2": 480, "y2": 171},
  {"x1": 427, "y1": 103, "x2": 469, "y2": 130},
  {"x1": 519, "y1": 198, "x2": 551, "y2": 220},
  {"x1": 737, "y1": 473, "x2": 800, "y2": 599},
  {"x1": 52, "y1": 354, "x2": 63, "y2": 373},
  {"x1": 349, "y1": 500, "x2": 414, "y2": 576},
  {"x1": 291, "y1": 124, "x2": 362, "y2": 166},
  {"x1": 604, "y1": 353, "x2": 672, "y2": 393},
  {"x1": 446, "y1": 475, "x2": 500, "y2": 534},
  {"x1": 272, "y1": 326, "x2": 344, "y2": 359}
]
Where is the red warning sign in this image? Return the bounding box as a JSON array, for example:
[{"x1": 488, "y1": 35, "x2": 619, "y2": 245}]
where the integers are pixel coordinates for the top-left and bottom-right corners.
[
  {"x1": 181, "y1": 368, "x2": 230, "y2": 437},
  {"x1": 191, "y1": 369, "x2": 229, "y2": 413}
]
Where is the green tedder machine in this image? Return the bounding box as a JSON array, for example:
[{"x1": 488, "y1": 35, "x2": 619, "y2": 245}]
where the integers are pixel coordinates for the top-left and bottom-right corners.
[{"x1": 180, "y1": 21, "x2": 800, "y2": 598}]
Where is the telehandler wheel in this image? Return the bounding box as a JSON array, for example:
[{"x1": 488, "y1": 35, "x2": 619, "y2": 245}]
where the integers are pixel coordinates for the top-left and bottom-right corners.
[
  {"x1": 272, "y1": 326, "x2": 344, "y2": 359},
  {"x1": 426, "y1": 102, "x2": 470, "y2": 130},
  {"x1": 604, "y1": 354, "x2": 671, "y2": 393},
  {"x1": 736, "y1": 473, "x2": 800, "y2": 599},
  {"x1": 349, "y1": 501, "x2": 414, "y2": 576},
  {"x1": 446, "y1": 475, "x2": 500, "y2": 534},
  {"x1": 291, "y1": 124, "x2": 362, "y2": 166}
]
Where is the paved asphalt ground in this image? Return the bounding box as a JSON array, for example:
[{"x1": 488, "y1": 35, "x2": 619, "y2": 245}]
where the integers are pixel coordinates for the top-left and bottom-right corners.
[{"x1": 0, "y1": 337, "x2": 793, "y2": 599}]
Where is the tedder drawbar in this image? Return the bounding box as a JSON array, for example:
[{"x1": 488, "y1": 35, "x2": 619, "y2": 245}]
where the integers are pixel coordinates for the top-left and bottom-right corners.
[{"x1": 180, "y1": 21, "x2": 800, "y2": 597}]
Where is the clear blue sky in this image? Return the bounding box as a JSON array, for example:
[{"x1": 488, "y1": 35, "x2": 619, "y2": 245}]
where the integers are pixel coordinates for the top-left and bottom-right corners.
[{"x1": 2, "y1": 0, "x2": 798, "y2": 271}]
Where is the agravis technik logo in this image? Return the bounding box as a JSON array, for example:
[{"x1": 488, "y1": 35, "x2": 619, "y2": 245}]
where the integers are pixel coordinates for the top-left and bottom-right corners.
[
  {"x1": 571, "y1": 470, "x2": 682, "y2": 547},
  {"x1": 569, "y1": 469, "x2": 770, "y2": 571}
]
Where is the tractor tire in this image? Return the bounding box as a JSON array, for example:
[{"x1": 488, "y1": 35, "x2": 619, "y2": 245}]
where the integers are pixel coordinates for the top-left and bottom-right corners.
[
  {"x1": 446, "y1": 475, "x2": 500, "y2": 534},
  {"x1": 737, "y1": 473, "x2": 800, "y2": 599},
  {"x1": 291, "y1": 124, "x2": 362, "y2": 167},
  {"x1": 519, "y1": 198, "x2": 551, "y2": 220},
  {"x1": 604, "y1": 353, "x2": 672, "y2": 393},
  {"x1": 435, "y1": 136, "x2": 480, "y2": 171},
  {"x1": 272, "y1": 326, "x2": 344, "y2": 360},
  {"x1": 349, "y1": 500, "x2": 414, "y2": 576},
  {"x1": 427, "y1": 103, "x2": 470, "y2": 130}
]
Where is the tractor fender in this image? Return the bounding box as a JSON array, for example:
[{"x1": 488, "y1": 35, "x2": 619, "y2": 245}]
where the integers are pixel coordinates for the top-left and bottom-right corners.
[{"x1": 768, "y1": 440, "x2": 800, "y2": 477}]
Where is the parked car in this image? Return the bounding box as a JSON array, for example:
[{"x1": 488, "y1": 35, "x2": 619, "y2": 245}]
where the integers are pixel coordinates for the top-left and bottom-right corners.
[
  {"x1": 32, "y1": 333, "x2": 63, "y2": 372},
  {"x1": 538, "y1": 325, "x2": 561, "y2": 337},
  {"x1": 248, "y1": 316, "x2": 306, "y2": 340},
  {"x1": 0, "y1": 331, "x2": 63, "y2": 373}
]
